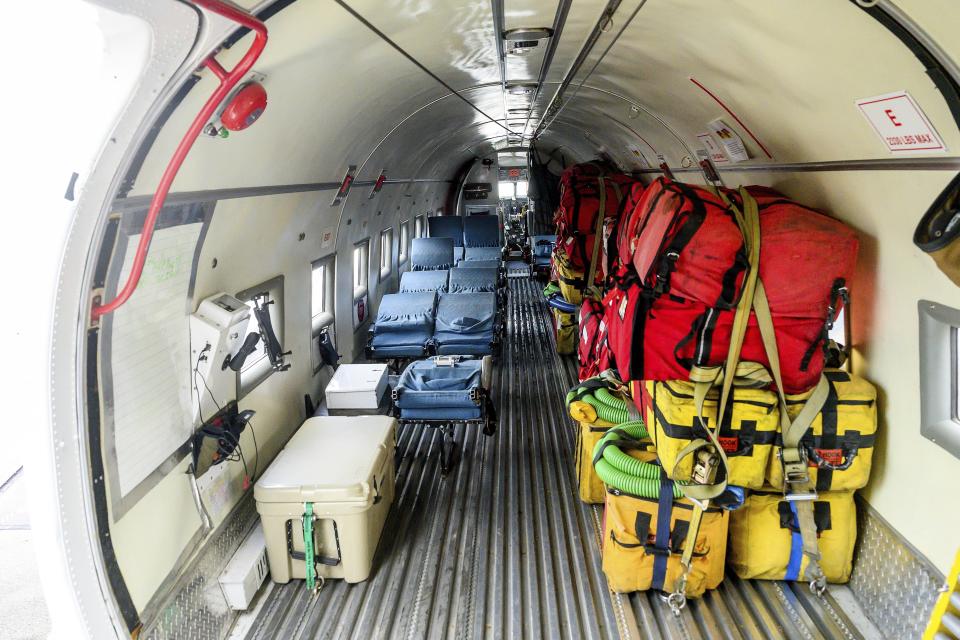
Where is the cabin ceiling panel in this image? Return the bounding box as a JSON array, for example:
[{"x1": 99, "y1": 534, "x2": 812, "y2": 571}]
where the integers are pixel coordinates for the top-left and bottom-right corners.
[
  {"x1": 574, "y1": 0, "x2": 960, "y2": 164},
  {"x1": 892, "y1": 0, "x2": 960, "y2": 77},
  {"x1": 345, "y1": 0, "x2": 501, "y2": 90}
]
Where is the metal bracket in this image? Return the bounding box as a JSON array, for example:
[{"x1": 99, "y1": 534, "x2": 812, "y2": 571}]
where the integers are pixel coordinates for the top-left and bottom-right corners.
[
  {"x1": 368, "y1": 170, "x2": 387, "y2": 199},
  {"x1": 331, "y1": 165, "x2": 357, "y2": 206}
]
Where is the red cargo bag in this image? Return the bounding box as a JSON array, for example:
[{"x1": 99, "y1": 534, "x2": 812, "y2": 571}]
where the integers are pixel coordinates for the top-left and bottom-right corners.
[
  {"x1": 630, "y1": 178, "x2": 748, "y2": 308},
  {"x1": 578, "y1": 298, "x2": 612, "y2": 381},
  {"x1": 606, "y1": 181, "x2": 647, "y2": 278},
  {"x1": 555, "y1": 166, "x2": 634, "y2": 271}
]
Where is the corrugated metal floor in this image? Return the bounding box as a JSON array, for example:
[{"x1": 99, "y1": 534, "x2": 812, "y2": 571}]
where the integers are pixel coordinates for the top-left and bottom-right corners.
[{"x1": 241, "y1": 279, "x2": 880, "y2": 640}]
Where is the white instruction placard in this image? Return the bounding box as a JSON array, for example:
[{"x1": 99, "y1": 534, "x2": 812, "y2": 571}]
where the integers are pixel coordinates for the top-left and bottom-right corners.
[
  {"x1": 697, "y1": 132, "x2": 728, "y2": 163},
  {"x1": 856, "y1": 91, "x2": 946, "y2": 153},
  {"x1": 707, "y1": 119, "x2": 749, "y2": 162}
]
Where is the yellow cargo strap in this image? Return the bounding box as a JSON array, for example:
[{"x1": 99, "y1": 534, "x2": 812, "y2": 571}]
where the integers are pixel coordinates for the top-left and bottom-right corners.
[
  {"x1": 668, "y1": 188, "x2": 759, "y2": 613},
  {"x1": 727, "y1": 188, "x2": 832, "y2": 595}
]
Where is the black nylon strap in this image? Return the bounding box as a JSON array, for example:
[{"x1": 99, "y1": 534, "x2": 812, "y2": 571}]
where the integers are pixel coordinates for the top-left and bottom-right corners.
[{"x1": 816, "y1": 377, "x2": 840, "y2": 491}]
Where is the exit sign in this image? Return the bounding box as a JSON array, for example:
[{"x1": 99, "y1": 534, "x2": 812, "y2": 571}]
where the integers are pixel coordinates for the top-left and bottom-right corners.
[{"x1": 856, "y1": 91, "x2": 947, "y2": 153}]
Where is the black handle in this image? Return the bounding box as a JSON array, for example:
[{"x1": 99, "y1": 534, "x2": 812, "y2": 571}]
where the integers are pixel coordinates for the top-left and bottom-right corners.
[{"x1": 226, "y1": 332, "x2": 262, "y2": 371}]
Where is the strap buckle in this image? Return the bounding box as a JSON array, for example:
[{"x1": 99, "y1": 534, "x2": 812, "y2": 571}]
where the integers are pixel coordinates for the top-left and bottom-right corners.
[{"x1": 780, "y1": 446, "x2": 811, "y2": 486}]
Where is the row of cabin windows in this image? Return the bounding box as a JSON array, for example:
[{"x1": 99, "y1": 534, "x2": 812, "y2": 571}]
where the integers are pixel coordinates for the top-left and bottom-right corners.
[{"x1": 237, "y1": 215, "x2": 429, "y2": 395}]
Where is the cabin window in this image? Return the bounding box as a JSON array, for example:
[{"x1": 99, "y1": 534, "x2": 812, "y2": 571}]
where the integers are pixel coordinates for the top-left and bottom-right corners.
[
  {"x1": 310, "y1": 257, "x2": 335, "y2": 373},
  {"x1": 379, "y1": 228, "x2": 394, "y2": 280},
  {"x1": 399, "y1": 220, "x2": 410, "y2": 264},
  {"x1": 236, "y1": 276, "x2": 284, "y2": 398},
  {"x1": 498, "y1": 181, "x2": 515, "y2": 199},
  {"x1": 515, "y1": 180, "x2": 529, "y2": 198},
  {"x1": 353, "y1": 240, "x2": 369, "y2": 299},
  {"x1": 918, "y1": 300, "x2": 960, "y2": 459}
]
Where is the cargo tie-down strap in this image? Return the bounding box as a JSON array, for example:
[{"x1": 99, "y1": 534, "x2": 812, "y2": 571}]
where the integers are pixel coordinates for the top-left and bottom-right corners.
[
  {"x1": 669, "y1": 189, "x2": 830, "y2": 614},
  {"x1": 302, "y1": 502, "x2": 323, "y2": 593},
  {"x1": 584, "y1": 178, "x2": 623, "y2": 301}
]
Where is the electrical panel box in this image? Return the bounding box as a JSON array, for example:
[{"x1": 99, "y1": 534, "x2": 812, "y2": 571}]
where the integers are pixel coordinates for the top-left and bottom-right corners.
[{"x1": 190, "y1": 293, "x2": 251, "y2": 421}]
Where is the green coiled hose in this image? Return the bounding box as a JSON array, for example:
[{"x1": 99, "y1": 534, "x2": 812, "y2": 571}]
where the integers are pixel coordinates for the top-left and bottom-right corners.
[
  {"x1": 593, "y1": 422, "x2": 685, "y2": 499},
  {"x1": 565, "y1": 384, "x2": 631, "y2": 425}
]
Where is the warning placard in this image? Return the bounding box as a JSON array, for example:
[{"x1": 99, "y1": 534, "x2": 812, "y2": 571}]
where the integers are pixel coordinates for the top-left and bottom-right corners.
[{"x1": 856, "y1": 91, "x2": 947, "y2": 153}]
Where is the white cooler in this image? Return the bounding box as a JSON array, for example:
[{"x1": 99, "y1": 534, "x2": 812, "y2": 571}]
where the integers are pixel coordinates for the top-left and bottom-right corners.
[
  {"x1": 254, "y1": 416, "x2": 396, "y2": 584},
  {"x1": 325, "y1": 364, "x2": 389, "y2": 410}
]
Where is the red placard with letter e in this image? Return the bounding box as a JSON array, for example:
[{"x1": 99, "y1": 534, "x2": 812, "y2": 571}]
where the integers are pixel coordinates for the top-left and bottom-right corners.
[{"x1": 856, "y1": 91, "x2": 947, "y2": 153}]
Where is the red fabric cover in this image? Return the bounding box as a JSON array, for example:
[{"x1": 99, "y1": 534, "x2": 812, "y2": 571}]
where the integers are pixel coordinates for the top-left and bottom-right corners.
[
  {"x1": 630, "y1": 178, "x2": 747, "y2": 308},
  {"x1": 578, "y1": 298, "x2": 612, "y2": 381},
  {"x1": 606, "y1": 181, "x2": 647, "y2": 278},
  {"x1": 751, "y1": 192, "x2": 859, "y2": 318}
]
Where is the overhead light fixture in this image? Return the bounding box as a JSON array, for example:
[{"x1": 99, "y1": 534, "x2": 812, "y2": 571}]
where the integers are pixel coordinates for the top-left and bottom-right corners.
[
  {"x1": 506, "y1": 83, "x2": 537, "y2": 96},
  {"x1": 503, "y1": 27, "x2": 553, "y2": 42},
  {"x1": 503, "y1": 28, "x2": 552, "y2": 57},
  {"x1": 507, "y1": 108, "x2": 528, "y2": 114}
]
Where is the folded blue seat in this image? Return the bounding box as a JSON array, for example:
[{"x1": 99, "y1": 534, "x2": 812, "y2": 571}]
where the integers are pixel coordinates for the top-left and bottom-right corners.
[
  {"x1": 462, "y1": 246, "x2": 502, "y2": 263},
  {"x1": 400, "y1": 269, "x2": 448, "y2": 293},
  {"x1": 448, "y1": 267, "x2": 498, "y2": 294},
  {"x1": 411, "y1": 237, "x2": 455, "y2": 271},
  {"x1": 393, "y1": 357, "x2": 484, "y2": 420},
  {"x1": 428, "y1": 216, "x2": 464, "y2": 247},
  {"x1": 433, "y1": 292, "x2": 498, "y2": 355},
  {"x1": 463, "y1": 215, "x2": 500, "y2": 248},
  {"x1": 369, "y1": 291, "x2": 436, "y2": 357}
]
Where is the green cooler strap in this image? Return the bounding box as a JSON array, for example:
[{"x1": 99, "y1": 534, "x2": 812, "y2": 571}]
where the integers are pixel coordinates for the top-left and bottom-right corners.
[{"x1": 303, "y1": 502, "x2": 317, "y2": 592}]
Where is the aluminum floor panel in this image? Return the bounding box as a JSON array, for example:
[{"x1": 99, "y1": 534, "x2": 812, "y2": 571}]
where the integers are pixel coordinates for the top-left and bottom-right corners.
[{"x1": 240, "y1": 279, "x2": 881, "y2": 640}]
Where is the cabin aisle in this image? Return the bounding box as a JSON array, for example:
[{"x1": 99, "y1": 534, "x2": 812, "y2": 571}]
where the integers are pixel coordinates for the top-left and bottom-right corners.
[{"x1": 241, "y1": 280, "x2": 881, "y2": 640}]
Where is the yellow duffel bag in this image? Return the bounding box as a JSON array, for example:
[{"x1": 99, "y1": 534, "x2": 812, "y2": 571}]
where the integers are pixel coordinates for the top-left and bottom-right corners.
[
  {"x1": 553, "y1": 308, "x2": 577, "y2": 355},
  {"x1": 602, "y1": 485, "x2": 728, "y2": 596},
  {"x1": 767, "y1": 370, "x2": 877, "y2": 492},
  {"x1": 553, "y1": 248, "x2": 587, "y2": 306},
  {"x1": 728, "y1": 490, "x2": 856, "y2": 584},
  {"x1": 575, "y1": 421, "x2": 612, "y2": 503},
  {"x1": 638, "y1": 380, "x2": 778, "y2": 490}
]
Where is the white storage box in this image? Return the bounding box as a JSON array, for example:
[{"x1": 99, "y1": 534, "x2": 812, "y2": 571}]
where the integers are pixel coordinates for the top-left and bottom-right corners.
[
  {"x1": 325, "y1": 364, "x2": 389, "y2": 410},
  {"x1": 254, "y1": 416, "x2": 396, "y2": 584}
]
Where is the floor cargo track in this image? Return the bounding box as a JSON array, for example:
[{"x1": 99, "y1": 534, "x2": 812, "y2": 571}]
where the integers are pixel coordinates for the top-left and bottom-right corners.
[{"x1": 241, "y1": 279, "x2": 880, "y2": 640}]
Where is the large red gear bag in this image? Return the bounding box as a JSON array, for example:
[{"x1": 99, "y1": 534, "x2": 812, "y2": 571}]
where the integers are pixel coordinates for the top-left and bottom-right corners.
[
  {"x1": 604, "y1": 273, "x2": 831, "y2": 394},
  {"x1": 554, "y1": 164, "x2": 634, "y2": 271},
  {"x1": 628, "y1": 178, "x2": 859, "y2": 319}
]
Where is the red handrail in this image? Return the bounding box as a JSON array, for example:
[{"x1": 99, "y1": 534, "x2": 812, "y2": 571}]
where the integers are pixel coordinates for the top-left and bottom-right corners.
[{"x1": 92, "y1": 0, "x2": 268, "y2": 319}]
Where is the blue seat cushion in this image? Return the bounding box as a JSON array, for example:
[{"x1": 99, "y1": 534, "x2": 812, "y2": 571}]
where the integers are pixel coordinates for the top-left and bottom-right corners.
[
  {"x1": 373, "y1": 292, "x2": 436, "y2": 334},
  {"x1": 400, "y1": 269, "x2": 448, "y2": 293},
  {"x1": 456, "y1": 259, "x2": 501, "y2": 270},
  {"x1": 411, "y1": 237, "x2": 455, "y2": 271},
  {"x1": 462, "y1": 246, "x2": 502, "y2": 262},
  {"x1": 370, "y1": 329, "x2": 432, "y2": 357},
  {"x1": 463, "y1": 215, "x2": 500, "y2": 248},
  {"x1": 395, "y1": 358, "x2": 483, "y2": 410},
  {"x1": 434, "y1": 293, "x2": 496, "y2": 351},
  {"x1": 428, "y1": 216, "x2": 464, "y2": 247},
  {"x1": 448, "y1": 267, "x2": 497, "y2": 293}
]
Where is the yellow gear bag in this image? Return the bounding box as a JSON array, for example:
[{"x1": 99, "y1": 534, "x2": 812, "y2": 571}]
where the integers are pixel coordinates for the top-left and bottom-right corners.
[
  {"x1": 602, "y1": 484, "x2": 728, "y2": 596},
  {"x1": 639, "y1": 380, "x2": 778, "y2": 490},
  {"x1": 575, "y1": 421, "x2": 612, "y2": 504},
  {"x1": 728, "y1": 490, "x2": 856, "y2": 584},
  {"x1": 767, "y1": 369, "x2": 877, "y2": 492},
  {"x1": 552, "y1": 248, "x2": 588, "y2": 306},
  {"x1": 553, "y1": 308, "x2": 577, "y2": 355}
]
